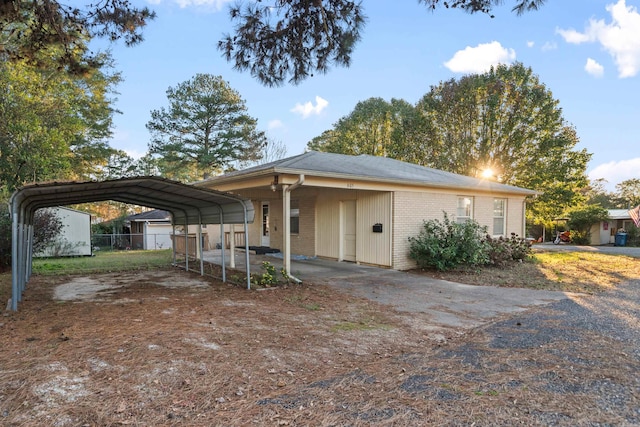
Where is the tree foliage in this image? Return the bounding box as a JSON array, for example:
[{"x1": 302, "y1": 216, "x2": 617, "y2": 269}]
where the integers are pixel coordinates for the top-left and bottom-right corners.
[
  {"x1": 2, "y1": 0, "x2": 544, "y2": 86},
  {"x1": 615, "y1": 178, "x2": 640, "y2": 208},
  {"x1": 219, "y1": 0, "x2": 545, "y2": 86},
  {"x1": 0, "y1": 0, "x2": 154, "y2": 76},
  {"x1": 309, "y1": 63, "x2": 590, "y2": 226},
  {"x1": 32, "y1": 208, "x2": 65, "y2": 254},
  {"x1": 0, "y1": 55, "x2": 119, "y2": 193},
  {"x1": 307, "y1": 97, "x2": 422, "y2": 158},
  {"x1": 147, "y1": 74, "x2": 267, "y2": 181}
]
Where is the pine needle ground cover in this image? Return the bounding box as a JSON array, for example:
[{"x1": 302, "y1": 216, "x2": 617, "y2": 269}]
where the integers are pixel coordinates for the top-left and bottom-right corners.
[{"x1": 0, "y1": 251, "x2": 639, "y2": 425}]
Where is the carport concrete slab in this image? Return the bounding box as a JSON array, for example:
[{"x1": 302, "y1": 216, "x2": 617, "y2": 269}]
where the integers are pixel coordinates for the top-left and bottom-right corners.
[{"x1": 202, "y1": 250, "x2": 572, "y2": 330}]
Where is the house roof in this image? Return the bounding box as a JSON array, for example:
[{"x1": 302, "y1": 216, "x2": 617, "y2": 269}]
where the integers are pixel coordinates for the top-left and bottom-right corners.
[
  {"x1": 199, "y1": 151, "x2": 537, "y2": 195},
  {"x1": 126, "y1": 209, "x2": 171, "y2": 222}
]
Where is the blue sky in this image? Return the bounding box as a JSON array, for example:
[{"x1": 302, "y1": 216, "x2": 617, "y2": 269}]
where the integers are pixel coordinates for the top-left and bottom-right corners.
[{"x1": 102, "y1": 0, "x2": 640, "y2": 190}]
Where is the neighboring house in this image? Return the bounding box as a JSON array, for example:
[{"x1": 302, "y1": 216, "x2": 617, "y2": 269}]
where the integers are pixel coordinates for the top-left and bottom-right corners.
[
  {"x1": 126, "y1": 209, "x2": 174, "y2": 250},
  {"x1": 590, "y1": 209, "x2": 637, "y2": 245},
  {"x1": 194, "y1": 151, "x2": 536, "y2": 270},
  {"x1": 36, "y1": 207, "x2": 92, "y2": 257}
]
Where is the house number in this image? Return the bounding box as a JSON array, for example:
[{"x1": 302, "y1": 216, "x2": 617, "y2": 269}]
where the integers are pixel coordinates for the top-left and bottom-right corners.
[{"x1": 346, "y1": 183, "x2": 354, "y2": 188}]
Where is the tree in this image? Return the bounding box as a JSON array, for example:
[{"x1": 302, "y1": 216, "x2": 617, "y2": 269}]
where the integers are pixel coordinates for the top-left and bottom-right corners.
[
  {"x1": 235, "y1": 137, "x2": 288, "y2": 170},
  {"x1": 219, "y1": 0, "x2": 545, "y2": 86},
  {"x1": 307, "y1": 97, "x2": 422, "y2": 158},
  {"x1": 584, "y1": 178, "x2": 616, "y2": 208},
  {"x1": 614, "y1": 178, "x2": 640, "y2": 209},
  {"x1": 566, "y1": 204, "x2": 609, "y2": 245},
  {"x1": 147, "y1": 74, "x2": 267, "y2": 181},
  {"x1": 415, "y1": 63, "x2": 590, "y2": 226},
  {"x1": 0, "y1": 0, "x2": 154, "y2": 76},
  {"x1": 0, "y1": 55, "x2": 120, "y2": 193},
  {"x1": 32, "y1": 208, "x2": 64, "y2": 254}
]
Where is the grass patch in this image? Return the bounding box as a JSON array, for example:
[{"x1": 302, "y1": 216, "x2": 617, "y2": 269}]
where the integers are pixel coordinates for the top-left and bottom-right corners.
[
  {"x1": 32, "y1": 250, "x2": 173, "y2": 275},
  {"x1": 417, "y1": 251, "x2": 640, "y2": 294},
  {"x1": 331, "y1": 317, "x2": 392, "y2": 332}
]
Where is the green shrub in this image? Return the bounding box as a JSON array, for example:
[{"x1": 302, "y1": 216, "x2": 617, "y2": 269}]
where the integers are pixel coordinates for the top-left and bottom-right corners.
[
  {"x1": 624, "y1": 226, "x2": 639, "y2": 247},
  {"x1": 408, "y1": 213, "x2": 489, "y2": 271},
  {"x1": 484, "y1": 233, "x2": 532, "y2": 266}
]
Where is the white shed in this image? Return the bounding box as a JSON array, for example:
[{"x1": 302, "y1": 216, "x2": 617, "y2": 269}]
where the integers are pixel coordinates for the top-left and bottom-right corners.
[{"x1": 36, "y1": 207, "x2": 92, "y2": 257}]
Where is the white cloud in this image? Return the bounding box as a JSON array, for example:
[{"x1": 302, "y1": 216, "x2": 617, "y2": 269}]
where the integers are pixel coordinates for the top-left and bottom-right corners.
[
  {"x1": 444, "y1": 41, "x2": 516, "y2": 73},
  {"x1": 268, "y1": 119, "x2": 284, "y2": 130},
  {"x1": 527, "y1": 41, "x2": 535, "y2": 48},
  {"x1": 557, "y1": 0, "x2": 640, "y2": 78},
  {"x1": 290, "y1": 96, "x2": 329, "y2": 119},
  {"x1": 172, "y1": 0, "x2": 232, "y2": 9},
  {"x1": 556, "y1": 28, "x2": 590, "y2": 44},
  {"x1": 541, "y1": 41, "x2": 558, "y2": 52},
  {"x1": 585, "y1": 58, "x2": 605, "y2": 77},
  {"x1": 589, "y1": 157, "x2": 640, "y2": 189}
]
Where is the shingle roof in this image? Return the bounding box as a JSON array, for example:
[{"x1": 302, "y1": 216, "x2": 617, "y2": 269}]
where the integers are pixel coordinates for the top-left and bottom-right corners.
[
  {"x1": 203, "y1": 151, "x2": 536, "y2": 195},
  {"x1": 126, "y1": 209, "x2": 171, "y2": 221}
]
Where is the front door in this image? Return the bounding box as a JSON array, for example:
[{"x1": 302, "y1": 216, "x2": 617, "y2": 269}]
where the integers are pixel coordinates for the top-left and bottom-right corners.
[
  {"x1": 341, "y1": 200, "x2": 356, "y2": 262},
  {"x1": 261, "y1": 202, "x2": 270, "y2": 247}
]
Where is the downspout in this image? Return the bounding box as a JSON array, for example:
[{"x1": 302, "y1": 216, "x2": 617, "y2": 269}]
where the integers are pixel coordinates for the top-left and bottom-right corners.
[{"x1": 283, "y1": 174, "x2": 304, "y2": 284}]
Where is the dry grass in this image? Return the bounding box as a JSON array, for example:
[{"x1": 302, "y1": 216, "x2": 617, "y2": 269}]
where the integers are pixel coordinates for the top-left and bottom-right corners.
[
  {"x1": 1, "y1": 251, "x2": 639, "y2": 425},
  {"x1": 415, "y1": 251, "x2": 640, "y2": 294}
]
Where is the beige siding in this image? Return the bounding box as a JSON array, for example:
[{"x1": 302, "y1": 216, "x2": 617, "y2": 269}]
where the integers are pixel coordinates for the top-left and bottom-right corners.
[{"x1": 357, "y1": 192, "x2": 392, "y2": 266}]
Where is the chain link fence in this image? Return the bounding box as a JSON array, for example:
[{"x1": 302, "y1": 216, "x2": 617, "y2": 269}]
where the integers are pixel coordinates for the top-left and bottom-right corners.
[{"x1": 91, "y1": 233, "x2": 173, "y2": 252}]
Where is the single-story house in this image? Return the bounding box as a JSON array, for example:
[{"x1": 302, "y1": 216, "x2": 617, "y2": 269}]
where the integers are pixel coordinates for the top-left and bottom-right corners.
[
  {"x1": 35, "y1": 206, "x2": 92, "y2": 257},
  {"x1": 126, "y1": 209, "x2": 175, "y2": 250},
  {"x1": 589, "y1": 209, "x2": 638, "y2": 245},
  {"x1": 194, "y1": 151, "x2": 537, "y2": 271}
]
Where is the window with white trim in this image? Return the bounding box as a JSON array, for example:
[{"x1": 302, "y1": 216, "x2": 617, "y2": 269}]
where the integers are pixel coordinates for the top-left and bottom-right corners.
[
  {"x1": 493, "y1": 198, "x2": 506, "y2": 236},
  {"x1": 290, "y1": 200, "x2": 300, "y2": 234},
  {"x1": 456, "y1": 197, "x2": 473, "y2": 223}
]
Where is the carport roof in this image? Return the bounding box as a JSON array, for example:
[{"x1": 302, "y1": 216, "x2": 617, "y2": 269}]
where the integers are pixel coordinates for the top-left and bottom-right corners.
[{"x1": 10, "y1": 176, "x2": 254, "y2": 225}]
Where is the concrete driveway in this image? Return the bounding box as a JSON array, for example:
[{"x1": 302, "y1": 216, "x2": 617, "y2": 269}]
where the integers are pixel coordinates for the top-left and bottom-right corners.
[{"x1": 204, "y1": 250, "x2": 573, "y2": 331}]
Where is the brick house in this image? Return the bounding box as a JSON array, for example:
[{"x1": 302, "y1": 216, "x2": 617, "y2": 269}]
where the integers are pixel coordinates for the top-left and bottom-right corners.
[{"x1": 195, "y1": 151, "x2": 536, "y2": 270}]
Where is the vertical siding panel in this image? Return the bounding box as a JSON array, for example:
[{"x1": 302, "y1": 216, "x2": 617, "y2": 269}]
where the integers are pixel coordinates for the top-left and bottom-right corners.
[
  {"x1": 316, "y1": 193, "x2": 340, "y2": 258},
  {"x1": 357, "y1": 191, "x2": 392, "y2": 267}
]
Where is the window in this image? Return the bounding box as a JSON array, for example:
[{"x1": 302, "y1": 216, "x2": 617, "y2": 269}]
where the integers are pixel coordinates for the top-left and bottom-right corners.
[
  {"x1": 290, "y1": 200, "x2": 300, "y2": 234},
  {"x1": 456, "y1": 197, "x2": 473, "y2": 223},
  {"x1": 493, "y1": 198, "x2": 506, "y2": 236}
]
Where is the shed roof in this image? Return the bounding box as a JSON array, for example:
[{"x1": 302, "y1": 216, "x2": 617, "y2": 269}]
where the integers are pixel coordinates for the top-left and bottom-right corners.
[
  {"x1": 199, "y1": 151, "x2": 537, "y2": 195},
  {"x1": 608, "y1": 209, "x2": 632, "y2": 220},
  {"x1": 11, "y1": 176, "x2": 254, "y2": 225}
]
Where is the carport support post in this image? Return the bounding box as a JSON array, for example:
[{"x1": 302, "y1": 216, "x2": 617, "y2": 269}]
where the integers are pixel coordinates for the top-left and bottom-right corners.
[
  {"x1": 10, "y1": 208, "x2": 19, "y2": 311},
  {"x1": 220, "y1": 219, "x2": 226, "y2": 282},
  {"x1": 184, "y1": 219, "x2": 189, "y2": 272},
  {"x1": 229, "y1": 224, "x2": 236, "y2": 269},
  {"x1": 171, "y1": 224, "x2": 177, "y2": 265},
  {"x1": 243, "y1": 210, "x2": 250, "y2": 290},
  {"x1": 282, "y1": 185, "x2": 291, "y2": 274},
  {"x1": 197, "y1": 215, "x2": 204, "y2": 276}
]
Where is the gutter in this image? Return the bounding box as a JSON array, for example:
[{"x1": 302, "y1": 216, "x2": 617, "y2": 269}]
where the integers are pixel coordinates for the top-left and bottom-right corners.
[{"x1": 283, "y1": 174, "x2": 305, "y2": 284}]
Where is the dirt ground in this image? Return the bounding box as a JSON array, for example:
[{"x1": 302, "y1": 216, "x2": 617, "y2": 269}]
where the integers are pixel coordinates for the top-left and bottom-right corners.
[{"x1": 1, "y1": 268, "x2": 639, "y2": 426}]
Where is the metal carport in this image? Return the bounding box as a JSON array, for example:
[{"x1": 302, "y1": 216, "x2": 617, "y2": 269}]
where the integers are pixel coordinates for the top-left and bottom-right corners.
[{"x1": 9, "y1": 176, "x2": 255, "y2": 311}]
